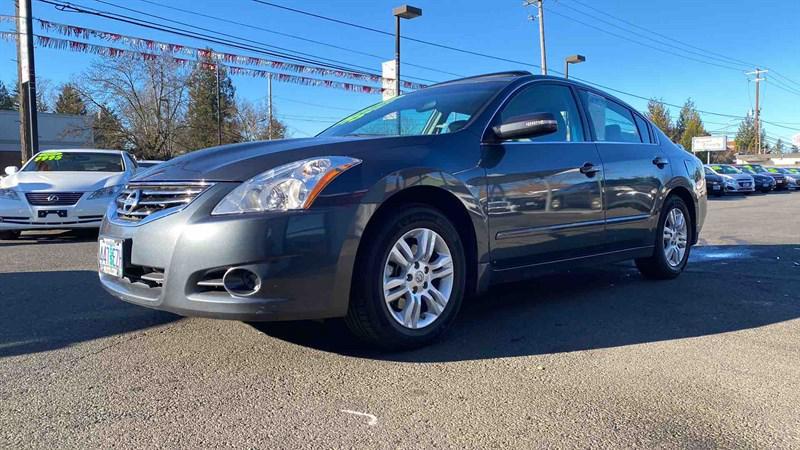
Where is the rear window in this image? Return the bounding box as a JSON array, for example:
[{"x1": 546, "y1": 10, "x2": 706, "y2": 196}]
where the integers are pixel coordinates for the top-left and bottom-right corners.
[
  {"x1": 579, "y1": 91, "x2": 642, "y2": 143},
  {"x1": 23, "y1": 152, "x2": 125, "y2": 172}
]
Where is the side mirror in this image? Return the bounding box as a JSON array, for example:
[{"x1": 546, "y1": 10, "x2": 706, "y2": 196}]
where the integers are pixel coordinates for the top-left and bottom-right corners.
[
  {"x1": 4, "y1": 166, "x2": 18, "y2": 176},
  {"x1": 492, "y1": 112, "x2": 558, "y2": 141}
]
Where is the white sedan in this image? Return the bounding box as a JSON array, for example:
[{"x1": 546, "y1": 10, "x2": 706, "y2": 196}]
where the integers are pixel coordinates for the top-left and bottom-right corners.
[{"x1": 0, "y1": 149, "x2": 137, "y2": 239}]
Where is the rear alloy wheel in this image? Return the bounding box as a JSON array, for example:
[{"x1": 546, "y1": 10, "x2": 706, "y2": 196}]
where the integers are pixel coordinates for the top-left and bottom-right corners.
[
  {"x1": 346, "y1": 206, "x2": 465, "y2": 350},
  {"x1": 635, "y1": 196, "x2": 692, "y2": 280}
]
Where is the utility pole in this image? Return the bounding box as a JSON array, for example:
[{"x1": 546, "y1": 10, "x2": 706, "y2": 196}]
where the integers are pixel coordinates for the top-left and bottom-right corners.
[
  {"x1": 215, "y1": 64, "x2": 222, "y2": 146},
  {"x1": 525, "y1": 0, "x2": 547, "y2": 75},
  {"x1": 16, "y1": 0, "x2": 39, "y2": 162},
  {"x1": 267, "y1": 74, "x2": 273, "y2": 140},
  {"x1": 747, "y1": 68, "x2": 767, "y2": 154}
]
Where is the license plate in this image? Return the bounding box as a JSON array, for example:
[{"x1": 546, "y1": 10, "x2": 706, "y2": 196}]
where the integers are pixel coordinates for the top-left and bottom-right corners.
[
  {"x1": 712, "y1": 185, "x2": 721, "y2": 190},
  {"x1": 743, "y1": 183, "x2": 751, "y2": 187},
  {"x1": 763, "y1": 182, "x2": 770, "y2": 187},
  {"x1": 98, "y1": 237, "x2": 124, "y2": 278}
]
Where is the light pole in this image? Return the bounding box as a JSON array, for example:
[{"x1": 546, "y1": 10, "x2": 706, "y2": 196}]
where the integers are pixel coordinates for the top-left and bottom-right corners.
[
  {"x1": 564, "y1": 54, "x2": 586, "y2": 79},
  {"x1": 392, "y1": 5, "x2": 422, "y2": 98}
]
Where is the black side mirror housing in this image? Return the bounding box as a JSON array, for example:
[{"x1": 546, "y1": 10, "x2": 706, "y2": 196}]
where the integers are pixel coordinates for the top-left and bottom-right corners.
[{"x1": 492, "y1": 112, "x2": 558, "y2": 141}]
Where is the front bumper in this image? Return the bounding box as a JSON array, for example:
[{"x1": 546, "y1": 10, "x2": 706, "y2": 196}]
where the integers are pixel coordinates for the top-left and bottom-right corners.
[
  {"x1": 98, "y1": 183, "x2": 360, "y2": 322},
  {"x1": 0, "y1": 194, "x2": 110, "y2": 230}
]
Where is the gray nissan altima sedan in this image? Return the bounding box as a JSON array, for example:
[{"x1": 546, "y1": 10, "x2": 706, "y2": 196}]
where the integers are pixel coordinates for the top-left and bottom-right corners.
[{"x1": 98, "y1": 72, "x2": 707, "y2": 350}]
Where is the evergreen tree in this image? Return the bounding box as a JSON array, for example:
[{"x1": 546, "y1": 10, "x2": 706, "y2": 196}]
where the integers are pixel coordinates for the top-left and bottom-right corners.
[
  {"x1": 772, "y1": 138, "x2": 785, "y2": 155},
  {"x1": 0, "y1": 81, "x2": 14, "y2": 110},
  {"x1": 676, "y1": 99, "x2": 707, "y2": 151},
  {"x1": 184, "y1": 57, "x2": 238, "y2": 150},
  {"x1": 646, "y1": 98, "x2": 673, "y2": 139},
  {"x1": 93, "y1": 105, "x2": 126, "y2": 149},
  {"x1": 734, "y1": 113, "x2": 765, "y2": 153},
  {"x1": 54, "y1": 83, "x2": 87, "y2": 115}
]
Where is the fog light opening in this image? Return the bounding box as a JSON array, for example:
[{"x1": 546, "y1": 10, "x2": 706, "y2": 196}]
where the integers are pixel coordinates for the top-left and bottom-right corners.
[{"x1": 222, "y1": 267, "x2": 261, "y2": 297}]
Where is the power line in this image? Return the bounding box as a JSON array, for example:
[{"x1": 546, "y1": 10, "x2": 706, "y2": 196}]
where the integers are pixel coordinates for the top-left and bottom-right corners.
[
  {"x1": 249, "y1": 0, "x2": 544, "y2": 71},
  {"x1": 562, "y1": 0, "x2": 800, "y2": 89},
  {"x1": 547, "y1": 7, "x2": 746, "y2": 73},
  {"x1": 84, "y1": 0, "x2": 436, "y2": 83},
  {"x1": 122, "y1": 0, "x2": 463, "y2": 78},
  {"x1": 554, "y1": 1, "x2": 749, "y2": 71}
]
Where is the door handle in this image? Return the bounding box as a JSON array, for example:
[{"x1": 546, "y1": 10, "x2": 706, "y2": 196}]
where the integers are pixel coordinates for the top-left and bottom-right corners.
[
  {"x1": 579, "y1": 162, "x2": 601, "y2": 177},
  {"x1": 652, "y1": 156, "x2": 670, "y2": 168}
]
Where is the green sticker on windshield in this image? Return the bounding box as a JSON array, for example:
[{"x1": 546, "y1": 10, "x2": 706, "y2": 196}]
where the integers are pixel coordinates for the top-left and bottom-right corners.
[
  {"x1": 335, "y1": 96, "x2": 399, "y2": 126},
  {"x1": 34, "y1": 152, "x2": 63, "y2": 162},
  {"x1": 711, "y1": 165, "x2": 722, "y2": 170}
]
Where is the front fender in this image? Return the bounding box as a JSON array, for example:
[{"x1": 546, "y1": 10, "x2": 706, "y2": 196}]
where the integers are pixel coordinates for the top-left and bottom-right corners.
[{"x1": 327, "y1": 166, "x2": 490, "y2": 316}]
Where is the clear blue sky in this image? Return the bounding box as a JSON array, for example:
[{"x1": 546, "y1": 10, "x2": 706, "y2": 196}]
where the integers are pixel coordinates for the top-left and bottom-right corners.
[{"x1": 2, "y1": 0, "x2": 799, "y2": 145}]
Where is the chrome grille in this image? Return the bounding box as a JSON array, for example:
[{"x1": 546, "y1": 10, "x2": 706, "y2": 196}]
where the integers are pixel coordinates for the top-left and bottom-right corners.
[
  {"x1": 114, "y1": 183, "x2": 211, "y2": 223},
  {"x1": 25, "y1": 192, "x2": 83, "y2": 206}
]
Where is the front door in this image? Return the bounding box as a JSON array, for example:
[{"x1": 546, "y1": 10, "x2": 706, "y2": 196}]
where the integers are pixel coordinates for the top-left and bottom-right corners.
[{"x1": 484, "y1": 82, "x2": 607, "y2": 269}]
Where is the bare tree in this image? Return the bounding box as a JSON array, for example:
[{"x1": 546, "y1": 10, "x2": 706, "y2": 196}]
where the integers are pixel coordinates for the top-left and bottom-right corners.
[
  {"x1": 235, "y1": 97, "x2": 287, "y2": 141},
  {"x1": 76, "y1": 55, "x2": 190, "y2": 160}
]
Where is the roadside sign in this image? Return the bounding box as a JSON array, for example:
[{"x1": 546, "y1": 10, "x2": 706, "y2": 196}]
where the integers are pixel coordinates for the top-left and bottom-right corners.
[{"x1": 691, "y1": 135, "x2": 728, "y2": 152}]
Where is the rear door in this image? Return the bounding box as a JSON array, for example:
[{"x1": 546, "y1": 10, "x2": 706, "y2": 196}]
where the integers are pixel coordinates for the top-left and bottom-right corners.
[
  {"x1": 577, "y1": 90, "x2": 669, "y2": 249},
  {"x1": 484, "y1": 81, "x2": 607, "y2": 269}
]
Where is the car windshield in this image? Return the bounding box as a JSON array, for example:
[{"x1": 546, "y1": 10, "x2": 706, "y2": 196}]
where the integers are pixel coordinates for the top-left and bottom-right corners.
[
  {"x1": 766, "y1": 167, "x2": 786, "y2": 174},
  {"x1": 710, "y1": 165, "x2": 739, "y2": 174},
  {"x1": 318, "y1": 83, "x2": 503, "y2": 138},
  {"x1": 743, "y1": 164, "x2": 767, "y2": 173},
  {"x1": 22, "y1": 152, "x2": 124, "y2": 172},
  {"x1": 737, "y1": 167, "x2": 755, "y2": 174}
]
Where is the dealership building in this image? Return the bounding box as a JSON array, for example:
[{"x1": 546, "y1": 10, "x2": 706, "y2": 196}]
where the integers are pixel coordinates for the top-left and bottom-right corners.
[{"x1": 0, "y1": 110, "x2": 93, "y2": 168}]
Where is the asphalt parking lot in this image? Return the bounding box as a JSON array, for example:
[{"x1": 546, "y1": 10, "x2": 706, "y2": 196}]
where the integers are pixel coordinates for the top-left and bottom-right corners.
[{"x1": 1, "y1": 192, "x2": 799, "y2": 449}]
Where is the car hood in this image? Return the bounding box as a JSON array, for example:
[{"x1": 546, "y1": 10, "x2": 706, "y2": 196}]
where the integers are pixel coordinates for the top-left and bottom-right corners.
[
  {"x1": 0, "y1": 171, "x2": 127, "y2": 192},
  {"x1": 726, "y1": 173, "x2": 753, "y2": 182},
  {"x1": 131, "y1": 136, "x2": 434, "y2": 183}
]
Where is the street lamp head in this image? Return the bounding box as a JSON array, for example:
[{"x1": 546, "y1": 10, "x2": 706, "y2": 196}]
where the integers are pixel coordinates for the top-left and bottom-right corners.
[
  {"x1": 565, "y1": 54, "x2": 586, "y2": 64},
  {"x1": 393, "y1": 5, "x2": 422, "y2": 19}
]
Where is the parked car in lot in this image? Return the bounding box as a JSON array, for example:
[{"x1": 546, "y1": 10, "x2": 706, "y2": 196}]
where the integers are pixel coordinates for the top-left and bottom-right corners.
[
  {"x1": 736, "y1": 163, "x2": 789, "y2": 190},
  {"x1": 705, "y1": 164, "x2": 755, "y2": 194},
  {"x1": 766, "y1": 167, "x2": 799, "y2": 190},
  {"x1": 0, "y1": 149, "x2": 137, "y2": 239},
  {"x1": 732, "y1": 165, "x2": 775, "y2": 193},
  {"x1": 98, "y1": 72, "x2": 707, "y2": 349},
  {"x1": 703, "y1": 166, "x2": 726, "y2": 196}
]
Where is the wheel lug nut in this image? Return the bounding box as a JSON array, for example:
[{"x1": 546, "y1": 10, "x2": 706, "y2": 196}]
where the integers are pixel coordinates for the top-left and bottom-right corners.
[
  {"x1": 424, "y1": 267, "x2": 429, "y2": 273},
  {"x1": 412, "y1": 287, "x2": 418, "y2": 293},
  {"x1": 406, "y1": 274, "x2": 413, "y2": 281},
  {"x1": 414, "y1": 262, "x2": 420, "y2": 269},
  {"x1": 423, "y1": 282, "x2": 428, "y2": 288}
]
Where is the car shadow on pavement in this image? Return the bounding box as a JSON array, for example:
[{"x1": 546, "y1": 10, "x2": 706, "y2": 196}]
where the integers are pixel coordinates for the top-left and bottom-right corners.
[
  {"x1": 0, "y1": 230, "x2": 99, "y2": 247},
  {"x1": 0, "y1": 270, "x2": 178, "y2": 358},
  {"x1": 252, "y1": 244, "x2": 800, "y2": 362}
]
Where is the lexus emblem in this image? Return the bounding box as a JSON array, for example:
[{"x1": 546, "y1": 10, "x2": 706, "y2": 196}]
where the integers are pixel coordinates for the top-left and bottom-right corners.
[
  {"x1": 121, "y1": 190, "x2": 140, "y2": 213},
  {"x1": 46, "y1": 194, "x2": 59, "y2": 203}
]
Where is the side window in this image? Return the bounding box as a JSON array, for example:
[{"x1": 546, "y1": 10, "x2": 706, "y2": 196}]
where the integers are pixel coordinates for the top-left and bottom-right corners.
[
  {"x1": 633, "y1": 115, "x2": 652, "y2": 144},
  {"x1": 580, "y1": 91, "x2": 642, "y2": 143},
  {"x1": 500, "y1": 84, "x2": 585, "y2": 142}
]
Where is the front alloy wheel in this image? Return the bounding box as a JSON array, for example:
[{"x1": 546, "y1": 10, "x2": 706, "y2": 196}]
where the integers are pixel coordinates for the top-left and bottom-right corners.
[
  {"x1": 383, "y1": 228, "x2": 455, "y2": 329},
  {"x1": 662, "y1": 208, "x2": 688, "y2": 268},
  {"x1": 346, "y1": 206, "x2": 466, "y2": 350}
]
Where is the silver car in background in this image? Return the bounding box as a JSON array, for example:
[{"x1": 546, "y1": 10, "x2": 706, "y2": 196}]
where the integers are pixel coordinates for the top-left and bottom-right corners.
[{"x1": 704, "y1": 164, "x2": 755, "y2": 194}]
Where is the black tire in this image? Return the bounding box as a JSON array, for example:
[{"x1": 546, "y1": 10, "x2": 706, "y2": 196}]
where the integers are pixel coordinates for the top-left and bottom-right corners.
[
  {"x1": 0, "y1": 230, "x2": 20, "y2": 240},
  {"x1": 635, "y1": 196, "x2": 692, "y2": 280},
  {"x1": 345, "y1": 205, "x2": 466, "y2": 351}
]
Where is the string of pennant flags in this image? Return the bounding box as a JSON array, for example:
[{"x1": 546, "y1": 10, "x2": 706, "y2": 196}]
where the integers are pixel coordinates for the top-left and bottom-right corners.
[
  {"x1": 0, "y1": 15, "x2": 426, "y2": 92},
  {"x1": 0, "y1": 30, "x2": 388, "y2": 95}
]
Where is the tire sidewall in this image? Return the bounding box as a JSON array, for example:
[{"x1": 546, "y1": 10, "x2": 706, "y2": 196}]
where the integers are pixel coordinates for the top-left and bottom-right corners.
[{"x1": 363, "y1": 207, "x2": 466, "y2": 341}]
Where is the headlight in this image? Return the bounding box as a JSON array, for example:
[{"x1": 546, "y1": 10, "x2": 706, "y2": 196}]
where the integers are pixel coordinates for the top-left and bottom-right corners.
[
  {"x1": 212, "y1": 156, "x2": 362, "y2": 215},
  {"x1": 88, "y1": 185, "x2": 123, "y2": 200},
  {"x1": 0, "y1": 188, "x2": 20, "y2": 201},
  {"x1": 787, "y1": 176, "x2": 797, "y2": 183}
]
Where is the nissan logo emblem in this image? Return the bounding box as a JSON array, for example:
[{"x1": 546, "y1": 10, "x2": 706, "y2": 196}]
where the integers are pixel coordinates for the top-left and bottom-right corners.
[
  {"x1": 121, "y1": 190, "x2": 140, "y2": 213},
  {"x1": 46, "y1": 194, "x2": 59, "y2": 203}
]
